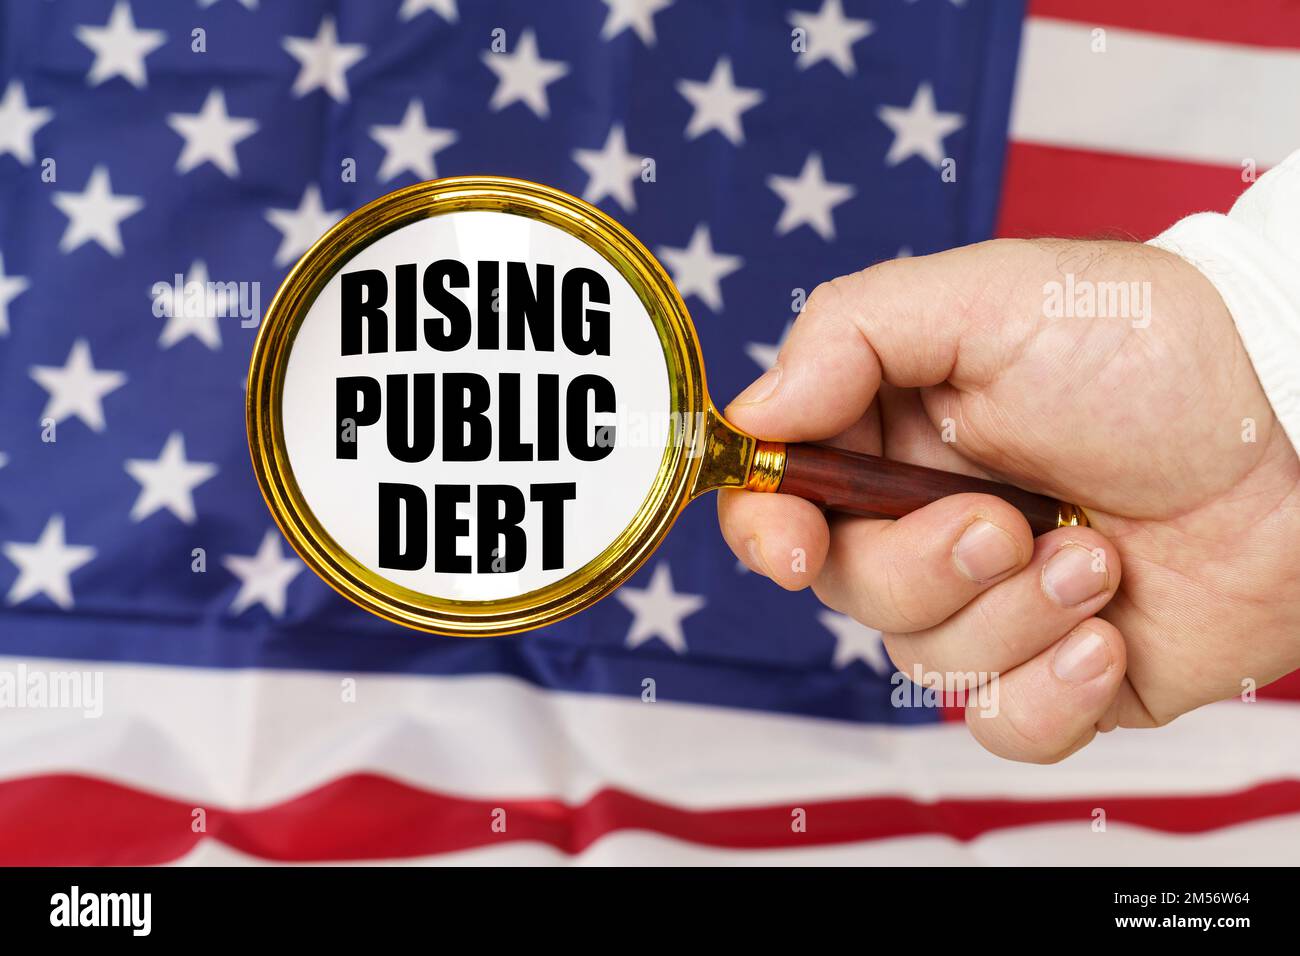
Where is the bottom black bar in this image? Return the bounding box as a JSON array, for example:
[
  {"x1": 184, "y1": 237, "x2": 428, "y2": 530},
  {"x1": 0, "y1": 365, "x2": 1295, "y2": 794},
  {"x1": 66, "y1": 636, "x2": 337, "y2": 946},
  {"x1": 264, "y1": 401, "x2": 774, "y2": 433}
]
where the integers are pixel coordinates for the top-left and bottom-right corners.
[{"x1": 0, "y1": 866, "x2": 1283, "y2": 941}]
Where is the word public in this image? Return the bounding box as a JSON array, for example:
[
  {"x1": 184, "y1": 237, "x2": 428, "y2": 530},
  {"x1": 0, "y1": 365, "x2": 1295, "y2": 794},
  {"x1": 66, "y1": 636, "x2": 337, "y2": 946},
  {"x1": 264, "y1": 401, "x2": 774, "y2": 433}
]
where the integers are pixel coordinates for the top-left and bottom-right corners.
[{"x1": 335, "y1": 259, "x2": 616, "y2": 575}]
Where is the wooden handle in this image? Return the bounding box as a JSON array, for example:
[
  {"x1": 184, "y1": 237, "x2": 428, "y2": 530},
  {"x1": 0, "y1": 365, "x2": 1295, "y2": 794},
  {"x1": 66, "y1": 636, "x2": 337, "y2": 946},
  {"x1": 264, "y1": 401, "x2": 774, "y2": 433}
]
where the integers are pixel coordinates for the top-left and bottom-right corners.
[{"x1": 776, "y1": 442, "x2": 1070, "y2": 536}]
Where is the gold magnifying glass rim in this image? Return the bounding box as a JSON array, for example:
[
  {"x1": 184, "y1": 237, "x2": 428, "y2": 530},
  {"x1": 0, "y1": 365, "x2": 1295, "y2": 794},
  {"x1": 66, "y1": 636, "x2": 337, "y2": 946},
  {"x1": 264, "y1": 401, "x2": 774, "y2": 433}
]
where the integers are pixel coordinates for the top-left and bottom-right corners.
[{"x1": 246, "y1": 176, "x2": 707, "y2": 637}]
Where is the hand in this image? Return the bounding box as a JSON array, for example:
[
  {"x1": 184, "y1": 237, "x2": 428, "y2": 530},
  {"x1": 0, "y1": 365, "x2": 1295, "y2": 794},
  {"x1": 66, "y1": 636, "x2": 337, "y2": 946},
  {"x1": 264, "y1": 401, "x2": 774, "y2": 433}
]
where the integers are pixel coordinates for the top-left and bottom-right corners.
[{"x1": 718, "y1": 239, "x2": 1300, "y2": 762}]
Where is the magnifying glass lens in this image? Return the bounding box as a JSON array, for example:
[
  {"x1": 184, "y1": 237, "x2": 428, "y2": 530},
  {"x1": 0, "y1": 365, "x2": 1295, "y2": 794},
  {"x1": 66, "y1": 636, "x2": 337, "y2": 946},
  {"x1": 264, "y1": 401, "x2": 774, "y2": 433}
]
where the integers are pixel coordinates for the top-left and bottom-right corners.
[{"x1": 280, "y1": 209, "x2": 675, "y2": 604}]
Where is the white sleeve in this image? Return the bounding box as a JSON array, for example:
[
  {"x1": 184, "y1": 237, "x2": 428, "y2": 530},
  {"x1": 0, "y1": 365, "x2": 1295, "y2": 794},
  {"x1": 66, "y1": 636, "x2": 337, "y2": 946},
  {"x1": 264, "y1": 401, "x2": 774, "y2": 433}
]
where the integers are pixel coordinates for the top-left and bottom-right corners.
[{"x1": 1148, "y1": 150, "x2": 1300, "y2": 453}]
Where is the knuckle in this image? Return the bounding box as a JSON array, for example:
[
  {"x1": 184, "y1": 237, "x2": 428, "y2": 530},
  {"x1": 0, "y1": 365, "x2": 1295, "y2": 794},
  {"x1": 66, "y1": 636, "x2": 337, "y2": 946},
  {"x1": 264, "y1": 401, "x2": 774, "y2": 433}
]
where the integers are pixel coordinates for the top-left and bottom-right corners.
[
  {"x1": 880, "y1": 551, "x2": 937, "y2": 632},
  {"x1": 804, "y1": 267, "x2": 877, "y2": 321},
  {"x1": 802, "y1": 278, "x2": 846, "y2": 320},
  {"x1": 973, "y1": 596, "x2": 1020, "y2": 664},
  {"x1": 810, "y1": 577, "x2": 850, "y2": 617},
  {"x1": 881, "y1": 632, "x2": 916, "y2": 675}
]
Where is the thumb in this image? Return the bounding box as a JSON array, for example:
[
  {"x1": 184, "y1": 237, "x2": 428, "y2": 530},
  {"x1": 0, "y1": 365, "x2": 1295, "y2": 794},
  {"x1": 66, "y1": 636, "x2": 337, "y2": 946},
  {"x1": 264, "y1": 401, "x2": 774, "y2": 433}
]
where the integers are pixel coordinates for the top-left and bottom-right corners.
[{"x1": 724, "y1": 245, "x2": 996, "y2": 443}]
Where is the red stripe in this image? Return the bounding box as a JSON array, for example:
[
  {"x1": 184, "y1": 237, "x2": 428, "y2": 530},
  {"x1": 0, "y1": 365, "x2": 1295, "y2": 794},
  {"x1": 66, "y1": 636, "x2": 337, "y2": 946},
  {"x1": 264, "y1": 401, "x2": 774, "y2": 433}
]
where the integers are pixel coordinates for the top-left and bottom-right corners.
[
  {"x1": 997, "y1": 142, "x2": 1250, "y2": 240},
  {"x1": 2, "y1": 772, "x2": 1298, "y2": 865},
  {"x1": 1029, "y1": 0, "x2": 1300, "y2": 49},
  {"x1": 1263, "y1": 669, "x2": 1300, "y2": 701}
]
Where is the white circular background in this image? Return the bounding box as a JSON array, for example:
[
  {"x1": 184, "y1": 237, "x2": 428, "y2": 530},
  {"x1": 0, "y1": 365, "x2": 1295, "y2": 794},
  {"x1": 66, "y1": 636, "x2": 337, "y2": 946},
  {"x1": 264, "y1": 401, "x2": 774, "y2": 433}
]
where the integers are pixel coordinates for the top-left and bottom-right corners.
[{"x1": 282, "y1": 210, "x2": 671, "y2": 602}]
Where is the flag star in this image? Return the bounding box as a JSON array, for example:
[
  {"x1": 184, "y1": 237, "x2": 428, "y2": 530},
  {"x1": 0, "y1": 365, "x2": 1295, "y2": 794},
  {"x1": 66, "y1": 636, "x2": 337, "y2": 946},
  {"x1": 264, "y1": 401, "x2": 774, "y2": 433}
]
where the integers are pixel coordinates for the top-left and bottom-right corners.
[
  {"x1": 3, "y1": 516, "x2": 96, "y2": 610},
  {"x1": 0, "y1": 253, "x2": 31, "y2": 337},
  {"x1": 75, "y1": 1, "x2": 167, "y2": 89},
  {"x1": 223, "y1": 529, "x2": 304, "y2": 618},
  {"x1": 52, "y1": 165, "x2": 144, "y2": 257},
  {"x1": 877, "y1": 82, "x2": 965, "y2": 168},
  {"x1": 198, "y1": 0, "x2": 258, "y2": 7},
  {"x1": 0, "y1": 453, "x2": 7, "y2": 470},
  {"x1": 818, "y1": 610, "x2": 891, "y2": 675},
  {"x1": 617, "y1": 562, "x2": 705, "y2": 654},
  {"x1": 789, "y1": 0, "x2": 873, "y2": 76},
  {"x1": 677, "y1": 57, "x2": 764, "y2": 146},
  {"x1": 600, "y1": 0, "x2": 674, "y2": 45},
  {"x1": 657, "y1": 224, "x2": 743, "y2": 313},
  {"x1": 156, "y1": 259, "x2": 229, "y2": 350},
  {"x1": 125, "y1": 432, "x2": 218, "y2": 524},
  {"x1": 283, "y1": 15, "x2": 367, "y2": 103},
  {"x1": 0, "y1": 80, "x2": 53, "y2": 165},
  {"x1": 266, "y1": 185, "x2": 344, "y2": 268},
  {"x1": 167, "y1": 89, "x2": 258, "y2": 178},
  {"x1": 573, "y1": 124, "x2": 643, "y2": 212},
  {"x1": 30, "y1": 339, "x2": 127, "y2": 432},
  {"x1": 745, "y1": 320, "x2": 792, "y2": 371},
  {"x1": 767, "y1": 152, "x2": 855, "y2": 241},
  {"x1": 482, "y1": 28, "x2": 569, "y2": 119},
  {"x1": 370, "y1": 99, "x2": 458, "y2": 183},
  {"x1": 400, "y1": 0, "x2": 457, "y2": 20}
]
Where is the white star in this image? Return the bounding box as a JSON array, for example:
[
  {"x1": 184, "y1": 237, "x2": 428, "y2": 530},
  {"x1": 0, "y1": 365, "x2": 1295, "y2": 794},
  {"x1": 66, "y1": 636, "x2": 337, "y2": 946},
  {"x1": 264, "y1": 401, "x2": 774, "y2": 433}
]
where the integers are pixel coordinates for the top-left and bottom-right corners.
[
  {"x1": 600, "y1": 0, "x2": 674, "y2": 45},
  {"x1": 155, "y1": 260, "x2": 229, "y2": 350},
  {"x1": 676, "y1": 57, "x2": 764, "y2": 146},
  {"x1": 767, "y1": 152, "x2": 855, "y2": 241},
  {"x1": 266, "y1": 185, "x2": 343, "y2": 268},
  {"x1": 481, "y1": 29, "x2": 569, "y2": 119},
  {"x1": 0, "y1": 80, "x2": 53, "y2": 165},
  {"x1": 0, "y1": 253, "x2": 31, "y2": 337},
  {"x1": 399, "y1": 0, "x2": 457, "y2": 20},
  {"x1": 617, "y1": 562, "x2": 705, "y2": 654},
  {"x1": 656, "y1": 224, "x2": 743, "y2": 313},
  {"x1": 283, "y1": 15, "x2": 367, "y2": 103},
  {"x1": 877, "y1": 82, "x2": 965, "y2": 168},
  {"x1": 223, "y1": 529, "x2": 304, "y2": 618},
  {"x1": 30, "y1": 339, "x2": 127, "y2": 432},
  {"x1": 789, "y1": 0, "x2": 873, "y2": 76},
  {"x1": 3, "y1": 516, "x2": 96, "y2": 610},
  {"x1": 75, "y1": 1, "x2": 166, "y2": 89},
  {"x1": 51, "y1": 165, "x2": 144, "y2": 257},
  {"x1": 370, "y1": 99, "x2": 457, "y2": 183},
  {"x1": 198, "y1": 0, "x2": 258, "y2": 7},
  {"x1": 167, "y1": 89, "x2": 258, "y2": 178},
  {"x1": 573, "y1": 124, "x2": 643, "y2": 212},
  {"x1": 745, "y1": 320, "x2": 792, "y2": 371},
  {"x1": 818, "y1": 610, "x2": 891, "y2": 674},
  {"x1": 125, "y1": 432, "x2": 218, "y2": 524},
  {"x1": 0, "y1": 453, "x2": 7, "y2": 470}
]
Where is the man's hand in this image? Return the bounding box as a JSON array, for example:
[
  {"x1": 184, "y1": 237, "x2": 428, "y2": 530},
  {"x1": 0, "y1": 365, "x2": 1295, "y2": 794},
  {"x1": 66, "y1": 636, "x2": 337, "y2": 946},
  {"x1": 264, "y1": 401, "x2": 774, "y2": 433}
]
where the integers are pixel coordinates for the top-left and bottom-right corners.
[{"x1": 718, "y1": 238, "x2": 1300, "y2": 762}]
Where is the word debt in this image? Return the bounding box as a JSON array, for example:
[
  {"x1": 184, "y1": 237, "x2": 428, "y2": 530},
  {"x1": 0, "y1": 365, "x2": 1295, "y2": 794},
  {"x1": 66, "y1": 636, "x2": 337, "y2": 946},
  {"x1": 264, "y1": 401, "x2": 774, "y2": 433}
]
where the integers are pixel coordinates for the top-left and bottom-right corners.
[
  {"x1": 378, "y1": 481, "x2": 575, "y2": 573},
  {"x1": 336, "y1": 372, "x2": 616, "y2": 463}
]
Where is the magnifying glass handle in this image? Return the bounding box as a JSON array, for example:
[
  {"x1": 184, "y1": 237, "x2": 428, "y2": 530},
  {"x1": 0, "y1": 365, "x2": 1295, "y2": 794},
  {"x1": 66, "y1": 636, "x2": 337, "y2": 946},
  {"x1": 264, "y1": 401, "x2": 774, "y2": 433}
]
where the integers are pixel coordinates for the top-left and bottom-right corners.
[{"x1": 745, "y1": 441, "x2": 1088, "y2": 536}]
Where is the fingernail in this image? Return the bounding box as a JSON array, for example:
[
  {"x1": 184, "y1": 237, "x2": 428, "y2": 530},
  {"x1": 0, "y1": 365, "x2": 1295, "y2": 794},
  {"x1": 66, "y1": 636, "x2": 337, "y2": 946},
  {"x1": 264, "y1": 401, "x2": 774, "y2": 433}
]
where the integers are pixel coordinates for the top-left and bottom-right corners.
[
  {"x1": 952, "y1": 519, "x2": 1021, "y2": 583},
  {"x1": 745, "y1": 537, "x2": 772, "y2": 577},
  {"x1": 1042, "y1": 543, "x2": 1108, "y2": 607},
  {"x1": 733, "y1": 364, "x2": 782, "y2": 406},
  {"x1": 1052, "y1": 627, "x2": 1112, "y2": 683}
]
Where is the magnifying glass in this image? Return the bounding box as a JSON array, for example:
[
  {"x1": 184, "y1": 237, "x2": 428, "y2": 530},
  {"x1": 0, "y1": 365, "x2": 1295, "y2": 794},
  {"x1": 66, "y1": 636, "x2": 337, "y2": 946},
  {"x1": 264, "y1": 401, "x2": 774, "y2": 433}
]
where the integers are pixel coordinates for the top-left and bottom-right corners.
[{"x1": 247, "y1": 177, "x2": 1086, "y2": 637}]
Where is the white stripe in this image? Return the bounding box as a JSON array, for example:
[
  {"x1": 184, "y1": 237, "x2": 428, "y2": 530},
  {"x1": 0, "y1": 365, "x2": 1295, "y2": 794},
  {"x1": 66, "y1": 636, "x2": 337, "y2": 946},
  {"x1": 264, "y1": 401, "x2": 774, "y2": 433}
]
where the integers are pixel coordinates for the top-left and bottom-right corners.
[
  {"x1": 172, "y1": 815, "x2": 1300, "y2": 866},
  {"x1": 1010, "y1": 19, "x2": 1300, "y2": 167},
  {"x1": 1, "y1": 656, "x2": 1296, "y2": 810}
]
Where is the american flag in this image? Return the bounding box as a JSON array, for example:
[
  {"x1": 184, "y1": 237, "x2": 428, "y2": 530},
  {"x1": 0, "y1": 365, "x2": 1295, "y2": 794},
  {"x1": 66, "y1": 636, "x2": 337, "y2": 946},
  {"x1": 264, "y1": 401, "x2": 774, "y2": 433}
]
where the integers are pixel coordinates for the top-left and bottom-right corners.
[{"x1": 1, "y1": 0, "x2": 1298, "y2": 865}]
